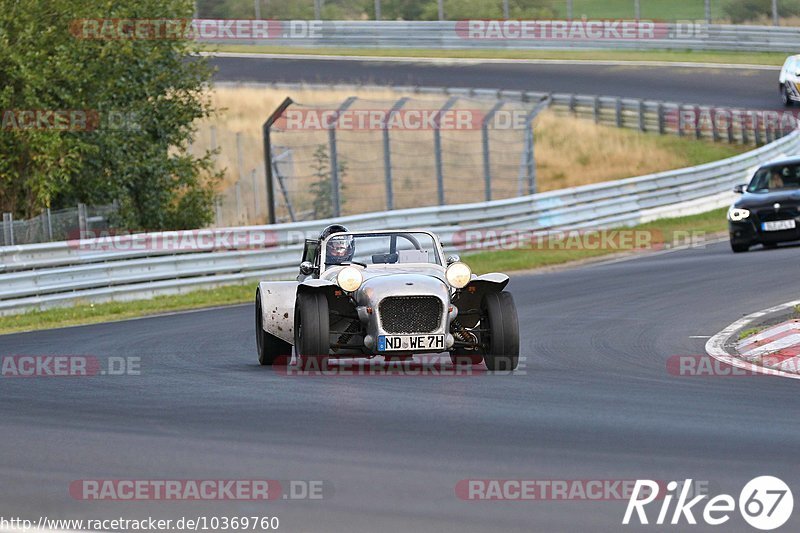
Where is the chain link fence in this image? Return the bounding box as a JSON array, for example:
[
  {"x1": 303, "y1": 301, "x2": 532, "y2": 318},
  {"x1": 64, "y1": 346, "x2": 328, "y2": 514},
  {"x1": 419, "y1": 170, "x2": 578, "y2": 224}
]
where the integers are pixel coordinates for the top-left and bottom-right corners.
[
  {"x1": 262, "y1": 93, "x2": 550, "y2": 223},
  {"x1": 1, "y1": 204, "x2": 116, "y2": 246}
]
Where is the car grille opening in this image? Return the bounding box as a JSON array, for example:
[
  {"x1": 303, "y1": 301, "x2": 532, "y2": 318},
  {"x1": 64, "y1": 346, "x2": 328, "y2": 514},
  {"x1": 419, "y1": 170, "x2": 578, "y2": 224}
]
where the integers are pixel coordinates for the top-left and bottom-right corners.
[
  {"x1": 378, "y1": 296, "x2": 443, "y2": 334},
  {"x1": 757, "y1": 209, "x2": 798, "y2": 222}
]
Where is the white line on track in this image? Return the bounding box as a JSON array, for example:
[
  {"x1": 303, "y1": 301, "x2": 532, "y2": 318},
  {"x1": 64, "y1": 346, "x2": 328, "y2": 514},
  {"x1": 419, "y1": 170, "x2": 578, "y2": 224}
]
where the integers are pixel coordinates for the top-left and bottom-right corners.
[{"x1": 200, "y1": 51, "x2": 780, "y2": 71}]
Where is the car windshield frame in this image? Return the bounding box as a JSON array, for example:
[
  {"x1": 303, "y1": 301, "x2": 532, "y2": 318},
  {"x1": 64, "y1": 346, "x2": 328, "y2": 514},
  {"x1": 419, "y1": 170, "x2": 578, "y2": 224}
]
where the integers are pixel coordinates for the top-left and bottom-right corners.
[
  {"x1": 746, "y1": 163, "x2": 800, "y2": 193},
  {"x1": 320, "y1": 231, "x2": 444, "y2": 270}
]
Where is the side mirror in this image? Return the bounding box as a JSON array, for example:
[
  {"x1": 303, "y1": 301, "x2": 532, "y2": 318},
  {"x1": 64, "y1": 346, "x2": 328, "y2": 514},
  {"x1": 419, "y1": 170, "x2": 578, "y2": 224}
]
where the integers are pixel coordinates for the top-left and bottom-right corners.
[
  {"x1": 299, "y1": 261, "x2": 315, "y2": 276},
  {"x1": 733, "y1": 184, "x2": 746, "y2": 194},
  {"x1": 447, "y1": 254, "x2": 460, "y2": 265}
]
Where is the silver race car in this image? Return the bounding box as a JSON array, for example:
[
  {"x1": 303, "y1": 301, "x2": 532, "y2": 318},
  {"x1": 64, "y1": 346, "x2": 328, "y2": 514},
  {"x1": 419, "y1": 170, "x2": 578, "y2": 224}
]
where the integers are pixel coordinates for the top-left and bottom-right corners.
[
  {"x1": 255, "y1": 224, "x2": 519, "y2": 370},
  {"x1": 780, "y1": 54, "x2": 800, "y2": 106}
]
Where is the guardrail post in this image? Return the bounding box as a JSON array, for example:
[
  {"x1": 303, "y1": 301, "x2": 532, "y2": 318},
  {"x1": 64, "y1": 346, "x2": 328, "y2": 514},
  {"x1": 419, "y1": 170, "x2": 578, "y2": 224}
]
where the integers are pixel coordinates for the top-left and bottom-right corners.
[
  {"x1": 593, "y1": 96, "x2": 600, "y2": 124},
  {"x1": 711, "y1": 109, "x2": 720, "y2": 142},
  {"x1": 2, "y1": 213, "x2": 13, "y2": 246},
  {"x1": 657, "y1": 103, "x2": 665, "y2": 134},
  {"x1": 740, "y1": 112, "x2": 749, "y2": 144},
  {"x1": 727, "y1": 112, "x2": 735, "y2": 144},
  {"x1": 752, "y1": 112, "x2": 762, "y2": 146},
  {"x1": 482, "y1": 101, "x2": 506, "y2": 202},
  {"x1": 382, "y1": 97, "x2": 409, "y2": 211},
  {"x1": 615, "y1": 98, "x2": 623, "y2": 128},
  {"x1": 637, "y1": 100, "x2": 645, "y2": 132},
  {"x1": 329, "y1": 97, "x2": 358, "y2": 218},
  {"x1": 695, "y1": 106, "x2": 702, "y2": 140},
  {"x1": 77, "y1": 203, "x2": 88, "y2": 237},
  {"x1": 677, "y1": 105, "x2": 684, "y2": 137},
  {"x1": 569, "y1": 94, "x2": 576, "y2": 115},
  {"x1": 434, "y1": 97, "x2": 458, "y2": 206},
  {"x1": 766, "y1": 122, "x2": 774, "y2": 144}
]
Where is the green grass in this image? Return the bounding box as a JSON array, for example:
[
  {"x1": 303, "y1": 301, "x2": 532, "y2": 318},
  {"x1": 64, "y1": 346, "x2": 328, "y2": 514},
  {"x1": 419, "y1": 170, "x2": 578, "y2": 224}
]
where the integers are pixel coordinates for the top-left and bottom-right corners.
[
  {"x1": 465, "y1": 208, "x2": 728, "y2": 274},
  {"x1": 204, "y1": 44, "x2": 786, "y2": 67},
  {"x1": 652, "y1": 135, "x2": 748, "y2": 166},
  {"x1": 739, "y1": 327, "x2": 762, "y2": 341},
  {"x1": 0, "y1": 284, "x2": 257, "y2": 336}
]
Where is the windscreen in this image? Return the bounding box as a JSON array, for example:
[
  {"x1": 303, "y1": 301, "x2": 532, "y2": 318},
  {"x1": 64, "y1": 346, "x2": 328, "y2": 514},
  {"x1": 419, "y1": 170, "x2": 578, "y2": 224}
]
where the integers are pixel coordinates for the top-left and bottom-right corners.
[
  {"x1": 747, "y1": 163, "x2": 800, "y2": 192},
  {"x1": 323, "y1": 233, "x2": 441, "y2": 267}
]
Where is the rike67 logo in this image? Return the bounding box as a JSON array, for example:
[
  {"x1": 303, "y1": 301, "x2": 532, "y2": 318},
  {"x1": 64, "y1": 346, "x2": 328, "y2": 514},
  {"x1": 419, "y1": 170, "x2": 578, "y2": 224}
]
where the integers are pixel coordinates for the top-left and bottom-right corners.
[{"x1": 623, "y1": 477, "x2": 793, "y2": 530}]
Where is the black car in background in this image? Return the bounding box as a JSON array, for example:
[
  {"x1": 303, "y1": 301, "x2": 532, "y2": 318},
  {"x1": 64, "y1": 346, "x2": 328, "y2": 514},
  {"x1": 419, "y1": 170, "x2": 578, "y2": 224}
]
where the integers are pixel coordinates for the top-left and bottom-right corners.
[{"x1": 729, "y1": 156, "x2": 800, "y2": 252}]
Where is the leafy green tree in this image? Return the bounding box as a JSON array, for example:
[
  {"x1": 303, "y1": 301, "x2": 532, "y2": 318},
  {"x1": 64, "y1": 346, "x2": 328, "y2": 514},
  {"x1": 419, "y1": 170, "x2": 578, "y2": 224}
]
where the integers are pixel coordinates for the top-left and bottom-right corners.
[{"x1": 0, "y1": 0, "x2": 219, "y2": 230}]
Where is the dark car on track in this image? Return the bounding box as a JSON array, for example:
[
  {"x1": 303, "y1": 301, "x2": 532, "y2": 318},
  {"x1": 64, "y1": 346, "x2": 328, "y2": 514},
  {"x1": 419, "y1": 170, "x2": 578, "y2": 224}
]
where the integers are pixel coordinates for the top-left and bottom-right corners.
[{"x1": 729, "y1": 156, "x2": 800, "y2": 252}]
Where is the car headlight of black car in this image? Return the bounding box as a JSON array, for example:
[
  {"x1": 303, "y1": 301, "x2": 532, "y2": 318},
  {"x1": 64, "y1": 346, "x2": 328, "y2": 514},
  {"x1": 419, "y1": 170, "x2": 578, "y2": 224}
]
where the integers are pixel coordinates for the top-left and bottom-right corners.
[{"x1": 727, "y1": 207, "x2": 750, "y2": 222}]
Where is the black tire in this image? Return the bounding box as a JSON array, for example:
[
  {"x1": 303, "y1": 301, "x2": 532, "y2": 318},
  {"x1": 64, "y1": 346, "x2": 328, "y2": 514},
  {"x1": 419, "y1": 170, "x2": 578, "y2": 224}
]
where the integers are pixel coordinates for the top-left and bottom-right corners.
[
  {"x1": 782, "y1": 84, "x2": 794, "y2": 107},
  {"x1": 256, "y1": 291, "x2": 292, "y2": 366},
  {"x1": 449, "y1": 350, "x2": 484, "y2": 366},
  {"x1": 482, "y1": 291, "x2": 520, "y2": 371},
  {"x1": 294, "y1": 292, "x2": 330, "y2": 370},
  {"x1": 731, "y1": 241, "x2": 750, "y2": 253}
]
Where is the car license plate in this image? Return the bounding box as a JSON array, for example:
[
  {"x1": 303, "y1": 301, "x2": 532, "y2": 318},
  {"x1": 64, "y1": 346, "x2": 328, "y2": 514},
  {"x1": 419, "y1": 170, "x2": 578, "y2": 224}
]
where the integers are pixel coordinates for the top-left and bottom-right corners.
[
  {"x1": 762, "y1": 220, "x2": 796, "y2": 231},
  {"x1": 378, "y1": 334, "x2": 445, "y2": 351}
]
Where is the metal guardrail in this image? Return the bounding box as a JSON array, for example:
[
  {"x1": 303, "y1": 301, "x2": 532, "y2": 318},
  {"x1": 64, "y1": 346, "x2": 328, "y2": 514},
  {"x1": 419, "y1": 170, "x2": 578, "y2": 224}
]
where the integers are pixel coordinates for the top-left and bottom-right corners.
[
  {"x1": 1, "y1": 130, "x2": 798, "y2": 315},
  {"x1": 204, "y1": 21, "x2": 800, "y2": 53}
]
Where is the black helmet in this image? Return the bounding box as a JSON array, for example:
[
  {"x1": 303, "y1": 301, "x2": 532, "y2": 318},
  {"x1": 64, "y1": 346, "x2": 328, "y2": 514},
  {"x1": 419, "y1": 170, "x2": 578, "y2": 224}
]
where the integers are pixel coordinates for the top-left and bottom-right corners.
[{"x1": 320, "y1": 224, "x2": 354, "y2": 265}]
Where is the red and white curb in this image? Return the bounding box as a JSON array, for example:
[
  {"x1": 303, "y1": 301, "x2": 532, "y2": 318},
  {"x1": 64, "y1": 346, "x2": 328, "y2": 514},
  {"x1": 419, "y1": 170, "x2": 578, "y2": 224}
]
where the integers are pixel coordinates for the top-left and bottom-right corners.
[{"x1": 705, "y1": 299, "x2": 800, "y2": 380}]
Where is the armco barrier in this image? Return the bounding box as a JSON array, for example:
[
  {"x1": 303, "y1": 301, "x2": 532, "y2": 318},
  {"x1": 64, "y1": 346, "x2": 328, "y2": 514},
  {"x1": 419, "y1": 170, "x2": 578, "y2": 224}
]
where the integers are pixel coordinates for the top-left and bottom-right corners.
[
  {"x1": 203, "y1": 21, "x2": 800, "y2": 53},
  {"x1": 1, "y1": 130, "x2": 798, "y2": 315}
]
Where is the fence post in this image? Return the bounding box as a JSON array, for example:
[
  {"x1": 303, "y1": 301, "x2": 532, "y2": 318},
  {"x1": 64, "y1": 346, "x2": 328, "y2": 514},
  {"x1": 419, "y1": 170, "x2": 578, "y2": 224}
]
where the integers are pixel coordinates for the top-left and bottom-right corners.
[
  {"x1": 634, "y1": 0, "x2": 640, "y2": 20},
  {"x1": 741, "y1": 112, "x2": 749, "y2": 144},
  {"x1": 522, "y1": 97, "x2": 551, "y2": 195},
  {"x1": 2, "y1": 213, "x2": 13, "y2": 246},
  {"x1": 210, "y1": 125, "x2": 217, "y2": 152},
  {"x1": 677, "y1": 105, "x2": 684, "y2": 137},
  {"x1": 382, "y1": 97, "x2": 409, "y2": 211},
  {"x1": 45, "y1": 207, "x2": 53, "y2": 241},
  {"x1": 374, "y1": 0, "x2": 381, "y2": 20},
  {"x1": 262, "y1": 97, "x2": 294, "y2": 225},
  {"x1": 235, "y1": 181, "x2": 243, "y2": 223},
  {"x1": 328, "y1": 97, "x2": 357, "y2": 218},
  {"x1": 727, "y1": 112, "x2": 735, "y2": 144},
  {"x1": 434, "y1": 97, "x2": 458, "y2": 206},
  {"x1": 252, "y1": 169, "x2": 260, "y2": 215},
  {"x1": 657, "y1": 103, "x2": 664, "y2": 134},
  {"x1": 215, "y1": 199, "x2": 222, "y2": 227},
  {"x1": 615, "y1": 97, "x2": 623, "y2": 128},
  {"x1": 569, "y1": 94, "x2": 576, "y2": 114},
  {"x1": 567, "y1": 0, "x2": 573, "y2": 19},
  {"x1": 711, "y1": 109, "x2": 721, "y2": 142},
  {"x1": 77, "y1": 203, "x2": 88, "y2": 237},
  {"x1": 482, "y1": 101, "x2": 506, "y2": 202},
  {"x1": 752, "y1": 112, "x2": 762, "y2": 146}
]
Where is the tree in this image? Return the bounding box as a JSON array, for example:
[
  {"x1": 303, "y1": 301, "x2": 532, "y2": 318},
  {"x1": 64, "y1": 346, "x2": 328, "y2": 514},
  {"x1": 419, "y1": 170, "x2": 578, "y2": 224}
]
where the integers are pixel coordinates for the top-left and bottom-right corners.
[
  {"x1": 0, "y1": 0, "x2": 220, "y2": 230},
  {"x1": 309, "y1": 144, "x2": 347, "y2": 219}
]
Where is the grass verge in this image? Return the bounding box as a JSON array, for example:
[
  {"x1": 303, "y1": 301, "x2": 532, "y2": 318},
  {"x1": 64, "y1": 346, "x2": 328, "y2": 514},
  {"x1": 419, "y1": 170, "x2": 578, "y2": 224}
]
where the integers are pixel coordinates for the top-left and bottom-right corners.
[
  {"x1": 204, "y1": 45, "x2": 786, "y2": 67},
  {"x1": 1, "y1": 208, "x2": 729, "y2": 336}
]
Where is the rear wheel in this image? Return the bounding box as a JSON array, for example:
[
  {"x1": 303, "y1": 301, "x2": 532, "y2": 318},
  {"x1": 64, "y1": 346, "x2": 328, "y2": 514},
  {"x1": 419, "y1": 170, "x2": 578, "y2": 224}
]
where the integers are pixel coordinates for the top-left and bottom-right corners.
[
  {"x1": 256, "y1": 291, "x2": 292, "y2": 366},
  {"x1": 482, "y1": 291, "x2": 520, "y2": 371},
  {"x1": 294, "y1": 292, "x2": 330, "y2": 370},
  {"x1": 731, "y1": 241, "x2": 750, "y2": 253}
]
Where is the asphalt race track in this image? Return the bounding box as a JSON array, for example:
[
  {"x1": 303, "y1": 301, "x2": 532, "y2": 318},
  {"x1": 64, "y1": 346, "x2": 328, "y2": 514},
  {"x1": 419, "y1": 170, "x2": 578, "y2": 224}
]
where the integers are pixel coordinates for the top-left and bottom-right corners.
[
  {"x1": 210, "y1": 55, "x2": 780, "y2": 109},
  {"x1": 1, "y1": 56, "x2": 796, "y2": 532},
  {"x1": 2, "y1": 241, "x2": 800, "y2": 532}
]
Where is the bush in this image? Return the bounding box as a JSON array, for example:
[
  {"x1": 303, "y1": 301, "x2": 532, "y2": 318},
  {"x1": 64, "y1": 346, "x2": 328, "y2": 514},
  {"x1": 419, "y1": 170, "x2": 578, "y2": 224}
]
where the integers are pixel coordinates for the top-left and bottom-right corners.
[{"x1": 723, "y1": 0, "x2": 800, "y2": 23}]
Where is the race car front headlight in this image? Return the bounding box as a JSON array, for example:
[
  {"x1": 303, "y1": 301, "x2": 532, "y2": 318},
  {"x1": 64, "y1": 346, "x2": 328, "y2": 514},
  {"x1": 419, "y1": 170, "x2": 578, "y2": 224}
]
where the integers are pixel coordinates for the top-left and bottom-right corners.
[
  {"x1": 727, "y1": 207, "x2": 751, "y2": 221},
  {"x1": 446, "y1": 262, "x2": 472, "y2": 289},
  {"x1": 337, "y1": 266, "x2": 363, "y2": 292}
]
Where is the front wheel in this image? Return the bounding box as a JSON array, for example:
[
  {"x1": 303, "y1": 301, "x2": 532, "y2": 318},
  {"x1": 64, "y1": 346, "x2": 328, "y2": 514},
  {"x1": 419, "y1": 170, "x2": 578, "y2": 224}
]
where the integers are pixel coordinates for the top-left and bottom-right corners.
[
  {"x1": 782, "y1": 84, "x2": 794, "y2": 107},
  {"x1": 731, "y1": 241, "x2": 750, "y2": 253},
  {"x1": 256, "y1": 291, "x2": 292, "y2": 366},
  {"x1": 482, "y1": 291, "x2": 520, "y2": 371},
  {"x1": 294, "y1": 292, "x2": 330, "y2": 370}
]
